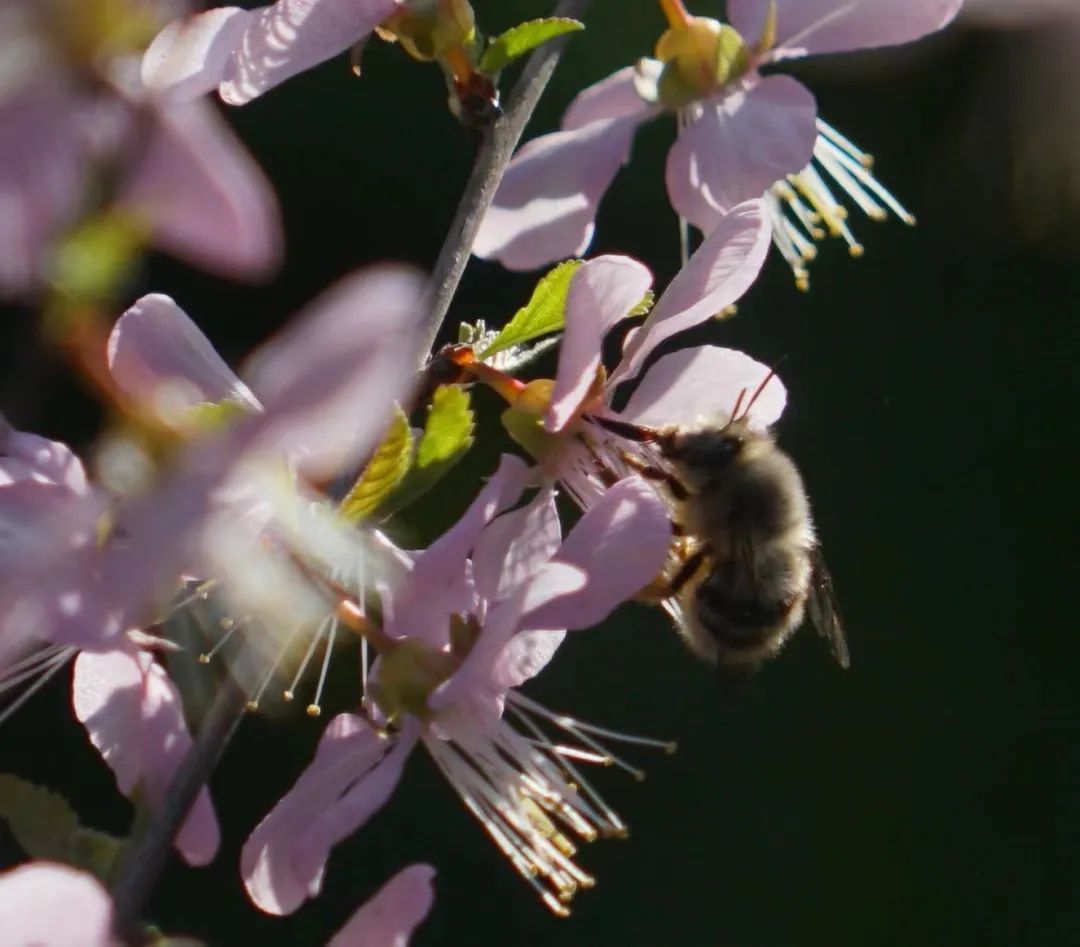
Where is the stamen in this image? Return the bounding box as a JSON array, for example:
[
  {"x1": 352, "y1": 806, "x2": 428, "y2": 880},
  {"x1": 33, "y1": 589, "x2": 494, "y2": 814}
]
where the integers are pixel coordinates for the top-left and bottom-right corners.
[
  {"x1": 284, "y1": 614, "x2": 331, "y2": 703},
  {"x1": 198, "y1": 615, "x2": 247, "y2": 664},
  {"x1": 307, "y1": 616, "x2": 339, "y2": 717},
  {"x1": 247, "y1": 621, "x2": 305, "y2": 711},
  {"x1": 0, "y1": 645, "x2": 75, "y2": 727}
]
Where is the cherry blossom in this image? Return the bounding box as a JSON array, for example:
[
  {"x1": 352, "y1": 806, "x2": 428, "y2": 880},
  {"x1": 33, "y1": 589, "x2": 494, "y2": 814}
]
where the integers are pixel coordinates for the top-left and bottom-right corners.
[
  {"x1": 327, "y1": 863, "x2": 436, "y2": 947},
  {"x1": 240, "y1": 454, "x2": 671, "y2": 916},
  {"x1": 474, "y1": 0, "x2": 961, "y2": 283},
  {"x1": 0, "y1": 862, "x2": 114, "y2": 947},
  {"x1": 0, "y1": 0, "x2": 282, "y2": 298}
]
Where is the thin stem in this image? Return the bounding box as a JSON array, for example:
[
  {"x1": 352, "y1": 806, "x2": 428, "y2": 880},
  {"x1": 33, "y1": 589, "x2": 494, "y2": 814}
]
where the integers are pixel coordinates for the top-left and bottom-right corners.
[
  {"x1": 418, "y1": 0, "x2": 592, "y2": 359},
  {"x1": 657, "y1": 0, "x2": 691, "y2": 29},
  {"x1": 110, "y1": 677, "x2": 247, "y2": 941}
]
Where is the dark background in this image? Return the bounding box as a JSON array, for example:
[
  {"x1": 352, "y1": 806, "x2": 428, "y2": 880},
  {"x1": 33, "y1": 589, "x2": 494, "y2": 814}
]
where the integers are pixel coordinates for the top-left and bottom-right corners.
[{"x1": 1, "y1": 2, "x2": 1077, "y2": 945}]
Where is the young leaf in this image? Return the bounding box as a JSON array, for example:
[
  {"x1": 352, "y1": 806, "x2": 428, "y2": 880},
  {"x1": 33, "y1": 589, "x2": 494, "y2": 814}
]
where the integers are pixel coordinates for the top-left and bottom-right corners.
[
  {"x1": 479, "y1": 18, "x2": 585, "y2": 75},
  {"x1": 381, "y1": 385, "x2": 476, "y2": 516},
  {"x1": 339, "y1": 408, "x2": 414, "y2": 523},
  {"x1": 0, "y1": 774, "x2": 125, "y2": 881},
  {"x1": 479, "y1": 260, "x2": 582, "y2": 360}
]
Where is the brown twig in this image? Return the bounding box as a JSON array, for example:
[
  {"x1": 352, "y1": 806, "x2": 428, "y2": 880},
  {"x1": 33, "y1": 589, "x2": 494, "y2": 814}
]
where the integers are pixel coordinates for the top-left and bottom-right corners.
[{"x1": 418, "y1": 0, "x2": 592, "y2": 359}]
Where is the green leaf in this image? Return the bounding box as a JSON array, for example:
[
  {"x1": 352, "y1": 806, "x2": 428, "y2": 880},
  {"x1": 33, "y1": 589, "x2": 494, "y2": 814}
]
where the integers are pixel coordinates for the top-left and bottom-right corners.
[
  {"x1": 628, "y1": 289, "x2": 655, "y2": 318},
  {"x1": 479, "y1": 18, "x2": 584, "y2": 74},
  {"x1": 339, "y1": 408, "x2": 414, "y2": 524},
  {"x1": 0, "y1": 774, "x2": 125, "y2": 881},
  {"x1": 381, "y1": 385, "x2": 476, "y2": 516},
  {"x1": 479, "y1": 260, "x2": 583, "y2": 360}
]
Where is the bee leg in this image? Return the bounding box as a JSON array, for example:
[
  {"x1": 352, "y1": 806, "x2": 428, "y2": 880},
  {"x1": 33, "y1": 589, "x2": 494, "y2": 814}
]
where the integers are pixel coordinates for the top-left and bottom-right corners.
[
  {"x1": 619, "y1": 452, "x2": 690, "y2": 501},
  {"x1": 585, "y1": 414, "x2": 663, "y2": 443},
  {"x1": 668, "y1": 546, "x2": 709, "y2": 596}
]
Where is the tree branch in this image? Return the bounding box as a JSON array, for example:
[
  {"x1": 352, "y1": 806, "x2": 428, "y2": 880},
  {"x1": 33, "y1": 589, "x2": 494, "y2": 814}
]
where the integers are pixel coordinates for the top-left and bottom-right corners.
[
  {"x1": 111, "y1": 677, "x2": 246, "y2": 941},
  {"x1": 418, "y1": 0, "x2": 592, "y2": 358}
]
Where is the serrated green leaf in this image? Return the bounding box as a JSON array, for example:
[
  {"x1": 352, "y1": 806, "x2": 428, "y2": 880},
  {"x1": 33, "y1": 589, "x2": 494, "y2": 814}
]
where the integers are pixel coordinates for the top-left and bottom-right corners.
[
  {"x1": 380, "y1": 385, "x2": 475, "y2": 516},
  {"x1": 480, "y1": 260, "x2": 582, "y2": 360},
  {"x1": 0, "y1": 774, "x2": 125, "y2": 881},
  {"x1": 339, "y1": 408, "x2": 414, "y2": 523},
  {"x1": 479, "y1": 17, "x2": 584, "y2": 74}
]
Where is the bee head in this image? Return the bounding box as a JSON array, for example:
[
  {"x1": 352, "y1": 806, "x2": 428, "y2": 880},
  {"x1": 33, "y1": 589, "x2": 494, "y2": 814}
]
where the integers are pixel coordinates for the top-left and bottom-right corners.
[{"x1": 664, "y1": 425, "x2": 746, "y2": 477}]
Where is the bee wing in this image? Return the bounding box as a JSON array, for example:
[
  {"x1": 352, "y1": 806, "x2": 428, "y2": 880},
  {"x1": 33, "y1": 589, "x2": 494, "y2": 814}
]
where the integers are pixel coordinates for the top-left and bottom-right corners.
[{"x1": 807, "y1": 548, "x2": 850, "y2": 669}]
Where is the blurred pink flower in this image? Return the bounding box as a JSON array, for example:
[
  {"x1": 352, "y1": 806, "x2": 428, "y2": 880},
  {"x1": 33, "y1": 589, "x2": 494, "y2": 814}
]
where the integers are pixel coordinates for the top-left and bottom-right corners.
[
  {"x1": 327, "y1": 863, "x2": 436, "y2": 947},
  {"x1": 474, "y1": 0, "x2": 961, "y2": 280},
  {"x1": 0, "y1": 0, "x2": 282, "y2": 298},
  {"x1": 73, "y1": 644, "x2": 221, "y2": 866},
  {"x1": 0, "y1": 862, "x2": 114, "y2": 947},
  {"x1": 142, "y1": 0, "x2": 401, "y2": 105},
  {"x1": 241, "y1": 454, "x2": 671, "y2": 916},
  {"x1": 0, "y1": 266, "x2": 424, "y2": 667}
]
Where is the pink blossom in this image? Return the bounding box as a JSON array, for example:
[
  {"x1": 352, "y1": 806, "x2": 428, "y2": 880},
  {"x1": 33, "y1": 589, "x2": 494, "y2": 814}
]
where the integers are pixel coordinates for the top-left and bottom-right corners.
[
  {"x1": 326, "y1": 863, "x2": 436, "y2": 947},
  {"x1": 241, "y1": 454, "x2": 671, "y2": 916},
  {"x1": 0, "y1": 862, "x2": 114, "y2": 947},
  {"x1": 475, "y1": 0, "x2": 961, "y2": 277},
  {"x1": 73, "y1": 645, "x2": 221, "y2": 866},
  {"x1": 143, "y1": 0, "x2": 401, "y2": 105},
  {"x1": 0, "y1": 266, "x2": 424, "y2": 662},
  {"x1": 0, "y1": 0, "x2": 281, "y2": 298}
]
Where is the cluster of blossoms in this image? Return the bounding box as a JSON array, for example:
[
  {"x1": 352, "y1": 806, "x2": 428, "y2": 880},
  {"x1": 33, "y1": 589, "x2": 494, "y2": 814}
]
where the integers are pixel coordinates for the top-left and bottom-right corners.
[{"x1": 0, "y1": 0, "x2": 963, "y2": 943}]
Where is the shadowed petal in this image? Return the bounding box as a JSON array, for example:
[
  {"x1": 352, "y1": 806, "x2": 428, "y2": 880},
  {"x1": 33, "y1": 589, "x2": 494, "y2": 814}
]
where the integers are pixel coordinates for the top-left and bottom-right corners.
[
  {"x1": 562, "y1": 64, "x2": 656, "y2": 130},
  {"x1": 546, "y1": 256, "x2": 653, "y2": 433},
  {"x1": 121, "y1": 100, "x2": 283, "y2": 281},
  {"x1": 620, "y1": 346, "x2": 787, "y2": 430},
  {"x1": 142, "y1": 7, "x2": 254, "y2": 100},
  {"x1": 241, "y1": 265, "x2": 425, "y2": 479},
  {"x1": 0, "y1": 862, "x2": 113, "y2": 947},
  {"x1": 73, "y1": 649, "x2": 220, "y2": 866},
  {"x1": 327, "y1": 864, "x2": 436, "y2": 947},
  {"x1": 611, "y1": 200, "x2": 770, "y2": 385},
  {"x1": 384, "y1": 455, "x2": 529, "y2": 644},
  {"x1": 108, "y1": 294, "x2": 260, "y2": 416},
  {"x1": 491, "y1": 628, "x2": 566, "y2": 691},
  {"x1": 729, "y1": 0, "x2": 963, "y2": 60},
  {"x1": 474, "y1": 114, "x2": 654, "y2": 271},
  {"x1": 665, "y1": 75, "x2": 817, "y2": 231},
  {"x1": 220, "y1": 0, "x2": 400, "y2": 105},
  {"x1": 472, "y1": 486, "x2": 561, "y2": 602},
  {"x1": 527, "y1": 477, "x2": 671, "y2": 631},
  {"x1": 242, "y1": 713, "x2": 406, "y2": 915},
  {"x1": 0, "y1": 427, "x2": 88, "y2": 494},
  {"x1": 0, "y1": 83, "x2": 81, "y2": 297}
]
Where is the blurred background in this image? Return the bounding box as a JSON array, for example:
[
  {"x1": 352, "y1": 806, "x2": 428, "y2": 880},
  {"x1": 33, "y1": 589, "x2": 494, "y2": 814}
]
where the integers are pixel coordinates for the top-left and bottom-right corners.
[{"x1": 1, "y1": 1, "x2": 1077, "y2": 944}]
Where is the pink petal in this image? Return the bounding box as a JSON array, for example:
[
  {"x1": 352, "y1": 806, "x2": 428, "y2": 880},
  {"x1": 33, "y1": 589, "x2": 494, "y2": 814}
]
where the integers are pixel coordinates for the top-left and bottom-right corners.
[
  {"x1": 490, "y1": 627, "x2": 566, "y2": 690},
  {"x1": 0, "y1": 427, "x2": 88, "y2": 494},
  {"x1": 525, "y1": 477, "x2": 671, "y2": 631},
  {"x1": 611, "y1": 200, "x2": 771, "y2": 385},
  {"x1": 546, "y1": 256, "x2": 654, "y2": 433},
  {"x1": 108, "y1": 294, "x2": 260, "y2": 416},
  {"x1": 326, "y1": 863, "x2": 436, "y2": 947},
  {"x1": 619, "y1": 346, "x2": 787, "y2": 431},
  {"x1": 241, "y1": 265, "x2": 425, "y2": 479},
  {"x1": 0, "y1": 862, "x2": 113, "y2": 947},
  {"x1": 0, "y1": 82, "x2": 81, "y2": 297},
  {"x1": 474, "y1": 113, "x2": 654, "y2": 271},
  {"x1": 429, "y1": 562, "x2": 585, "y2": 710},
  {"x1": 291, "y1": 727, "x2": 416, "y2": 894},
  {"x1": 729, "y1": 0, "x2": 964, "y2": 60},
  {"x1": 472, "y1": 486, "x2": 561, "y2": 602},
  {"x1": 242, "y1": 713, "x2": 405, "y2": 915},
  {"x1": 561, "y1": 65, "x2": 656, "y2": 130},
  {"x1": 72, "y1": 648, "x2": 220, "y2": 866},
  {"x1": 219, "y1": 0, "x2": 400, "y2": 105},
  {"x1": 141, "y1": 7, "x2": 255, "y2": 101},
  {"x1": 384, "y1": 455, "x2": 529, "y2": 644},
  {"x1": 121, "y1": 99, "x2": 282, "y2": 281},
  {"x1": 665, "y1": 75, "x2": 817, "y2": 231}
]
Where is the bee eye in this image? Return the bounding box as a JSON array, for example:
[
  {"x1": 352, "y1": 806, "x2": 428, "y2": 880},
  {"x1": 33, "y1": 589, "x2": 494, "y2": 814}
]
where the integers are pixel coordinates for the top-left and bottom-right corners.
[{"x1": 668, "y1": 433, "x2": 742, "y2": 470}]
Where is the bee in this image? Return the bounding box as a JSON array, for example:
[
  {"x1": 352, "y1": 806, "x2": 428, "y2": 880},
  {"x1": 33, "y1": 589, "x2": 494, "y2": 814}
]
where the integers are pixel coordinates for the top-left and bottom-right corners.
[{"x1": 586, "y1": 376, "x2": 849, "y2": 672}]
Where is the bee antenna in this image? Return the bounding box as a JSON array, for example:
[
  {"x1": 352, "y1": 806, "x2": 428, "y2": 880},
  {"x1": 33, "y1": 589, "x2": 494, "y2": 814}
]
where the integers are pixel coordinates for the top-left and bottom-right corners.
[
  {"x1": 724, "y1": 388, "x2": 749, "y2": 430},
  {"x1": 737, "y1": 357, "x2": 786, "y2": 422}
]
